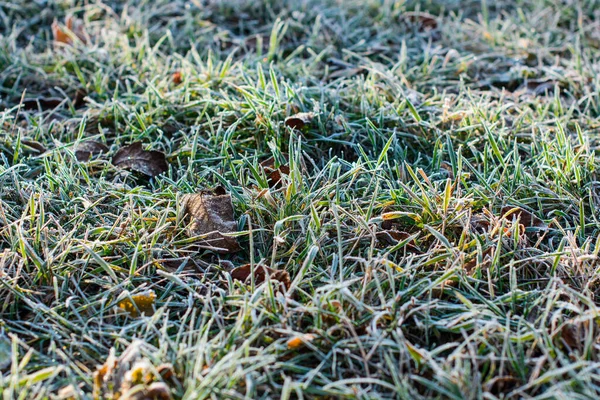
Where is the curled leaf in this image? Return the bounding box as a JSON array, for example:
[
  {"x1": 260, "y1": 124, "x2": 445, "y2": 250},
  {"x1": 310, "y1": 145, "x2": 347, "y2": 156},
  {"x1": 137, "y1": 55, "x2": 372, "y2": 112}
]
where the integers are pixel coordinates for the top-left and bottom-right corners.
[
  {"x1": 117, "y1": 290, "x2": 156, "y2": 317},
  {"x1": 75, "y1": 141, "x2": 108, "y2": 161},
  {"x1": 112, "y1": 142, "x2": 168, "y2": 177},
  {"x1": 285, "y1": 112, "x2": 314, "y2": 130},
  {"x1": 230, "y1": 264, "x2": 291, "y2": 290},
  {"x1": 182, "y1": 192, "x2": 241, "y2": 253}
]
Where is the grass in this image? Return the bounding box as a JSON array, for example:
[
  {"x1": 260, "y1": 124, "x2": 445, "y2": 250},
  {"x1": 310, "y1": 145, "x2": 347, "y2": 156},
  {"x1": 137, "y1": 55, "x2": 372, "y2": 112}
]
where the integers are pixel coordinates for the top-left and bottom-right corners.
[{"x1": 1, "y1": 0, "x2": 600, "y2": 398}]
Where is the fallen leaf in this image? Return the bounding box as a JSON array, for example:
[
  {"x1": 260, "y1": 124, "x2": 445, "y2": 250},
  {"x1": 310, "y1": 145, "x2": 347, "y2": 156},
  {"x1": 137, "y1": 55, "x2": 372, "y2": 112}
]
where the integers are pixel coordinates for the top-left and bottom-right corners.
[
  {"x1": 52, "y1": 15, "x2": 87, "y2": 45},
  {"x1": 182, "y1": 192, "x2": 241, "y2": 253},
  {"x1": 75, "y1": 141, "x2": 108, "y2": 161},
  {"x1": 112, "y1": 142, "x2": 168, "y2": 177},
  {"x1": 470, "y1": 212, "x2": 493, "y2": 233},
  {"x1": 285, "y1": 112, "x2": 314, "y2": 130},
  {"x1": 327, "y1": 67, "x2": 367, "y2": 80},
  {"x1": 117, "y1": 290, "x2": 156, "y2": 317},
  {"x1": 21, "y1": 140, "x2": 47, "y2": 154},
  {"x1": 463, "y1": 247, "x2": 494, "y2": 276},
  {"x1": 21, "y1": 97, "x2": 63, "y2": 110},
  {"x1": 403, "y1": 12, "x2": 438, "y2": 30},
  {"x1": 376, "y1": 229, "x2": 411, "y2": 245},
  {"x1": 260, "y1": 157, "x2": 290, "y2": 188},
  {"x1": 485, "y1": 375, "x2": 521, "y2": 395},
  {"x1": 287, "y1": 334, "x2": 315, "y2": 349},
  {"x1": 559, "y1": 320, "x2": 589, "y2": 352},
  {"x1": 73, "y1": 89, "x2": 87, "y2": 108},
  {"x1": 157, "y1": 364, "x2": 175, "y2": 381},
  {"x1": 501, "y1": 206, "x2": 547, "y2": 228},
  {"x1": 230, "y1": 264, "x2": 291, "y2": 290},
  {"x1": 172, "y1": 71, "x2": 182, "y2": 85},
  {"x1": 523, "y1": 80, "x2": 559, "y2": 96},
  {"x1": 376, "y1": 221, "x2": 418, "y2": 250}
]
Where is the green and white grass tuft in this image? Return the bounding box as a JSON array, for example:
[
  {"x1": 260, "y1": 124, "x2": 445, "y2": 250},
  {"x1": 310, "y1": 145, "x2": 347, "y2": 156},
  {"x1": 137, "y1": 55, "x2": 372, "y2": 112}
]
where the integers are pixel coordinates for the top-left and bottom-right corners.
[{"x1": 2, "y1": 0, "x2": 600, "y2": 398}]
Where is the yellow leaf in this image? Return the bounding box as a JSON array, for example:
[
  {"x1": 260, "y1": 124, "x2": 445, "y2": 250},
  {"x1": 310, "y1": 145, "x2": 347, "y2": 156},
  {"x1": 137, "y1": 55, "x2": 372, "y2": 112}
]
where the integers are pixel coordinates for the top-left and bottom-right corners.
[
  {"x1": 287, "y1": 334, "x2": 315, "y2": 349},
  {"x1": 118, "y1": 290, "x2": 156, "y2": 317}
]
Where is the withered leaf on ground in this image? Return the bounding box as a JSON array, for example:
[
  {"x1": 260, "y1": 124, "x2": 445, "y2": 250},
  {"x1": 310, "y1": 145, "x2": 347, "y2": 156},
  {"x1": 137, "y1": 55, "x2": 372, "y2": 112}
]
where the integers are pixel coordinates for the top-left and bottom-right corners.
[
  {"x1": 75, "y1": 141, "x2": 108, "y2": 161},
  {"x1": 377, "y1": 220, "x2": 418, "y2": 251},
  {"x1": 112, "y1": 142, "x2": 168, "y2": 177},
  {"x1": 403, "y1": 12, "x2": 438, "y2": 30},
  {"x1": 21, "y1": 97, "x2": 63, "y2": 111},
  {"x1": 172, "y1": 71, "x2": 182, "y2": 85},
  {"x1": 501, "y1": 206, "x2": 547, "y2": 228},
  {"x1": 21, "y1": 140, "x2": 47, "y2": 154},
  {"x1": 523, "y1": 80, "x2": 560, "y2": 96},
  {"x1": 117, "y1": 290, "x2": 156, "y2": 317},
  {"x1": 52, "y1": 15, "x2": 87, "y2": 45},
  {"x1": 230, "y1": 264, "x2": 291, "y2": 290},
  {"x1": 560, "y1": 321, "x2": 588, "y2": 352},
  {"x1": 260, "y1": 156, "x2": 290, "y2": 188},
  {"x1": 285, "y1": 112, "x2": 314, "y2": 130},
  {"x1": 182, "y1": 192, "x2": 241, "y2": 253},
  {"x1": 463, "y1": 247, "x2": 494, "y2": 276},
  {"x1": 287, "y1": 333, "x2": 315, "y2": 349}
]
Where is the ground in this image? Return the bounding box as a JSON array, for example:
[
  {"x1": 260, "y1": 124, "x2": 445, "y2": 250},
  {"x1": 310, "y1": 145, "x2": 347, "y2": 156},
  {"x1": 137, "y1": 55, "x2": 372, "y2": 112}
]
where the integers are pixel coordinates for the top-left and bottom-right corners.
[{"x1": 1, "y1": 0, "x2": 600, "y2": 399}]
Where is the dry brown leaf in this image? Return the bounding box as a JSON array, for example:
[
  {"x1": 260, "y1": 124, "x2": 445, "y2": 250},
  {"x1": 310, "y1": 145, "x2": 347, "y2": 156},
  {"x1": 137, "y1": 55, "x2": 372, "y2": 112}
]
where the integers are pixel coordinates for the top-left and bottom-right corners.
[
  {"x1": 230, "y1": 264, "x2": 291, "y2": 290},
  {"x1": 182, "y1": 192, "x2": 241, "y2": 253},
  {"x1": 172, "y1": 71, "x2": 182, "y2": 85},
  {"x1": 403, "y1": 12, "x2": 438, "y2": 30},
  {"x1": 501, "y1": 206, "x2": 547, "y2": 228},
  {"x1": 21, "y1": 140, "x2": 47, "y2": 154},
  {"x1": 287, "y1": 334, "x2": 315, "y2": 349},
  {"x1": 117, "y1": 290, "x2": 156, "y2": 317},
  {"x1": 285, "y1": 112, "x2": 314, "y2": 130},
  {"x1": 52, "y1": 15, "x2": 87, "y2": 45},
  {"x1": 376, "y1": 221, "x2": 418, "y2": 251},
  {"x1": 327, "y1": 67, "x2": 367, "y2": 80},
  {"x1": 523, "y1": 80, "x2": 560, "y2": 96},
  {"x1": 260, "y1": 157, "x2": 290, "y2": 188},
  {"x1": 470, "y1": 212, "x2": 493, "y2": 233},
  {"x1": 463, "y1": 247, "x2": 494, "y2": 276},
  {"x1": 75, "y1": 141, "x2": 108, "y2": 161},
  {"x1": 560, "y1": 320, "x2": 589, "y2": 352},
  {"x1": 376, "y1": 229, "x2": 411, "y2": 245},
  {"x1": 21, "y1": 97, "x2": 63, "y2": 110},
  {"x1": 112, "y1": 142, "x2": 169, "y2": 177}
]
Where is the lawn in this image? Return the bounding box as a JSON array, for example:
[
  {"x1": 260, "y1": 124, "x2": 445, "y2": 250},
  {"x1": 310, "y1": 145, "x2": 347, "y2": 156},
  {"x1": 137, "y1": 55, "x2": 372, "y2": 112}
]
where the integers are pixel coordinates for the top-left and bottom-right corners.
[{"x1": 1, "y1": 0, "x2": 600, "y2": 399}]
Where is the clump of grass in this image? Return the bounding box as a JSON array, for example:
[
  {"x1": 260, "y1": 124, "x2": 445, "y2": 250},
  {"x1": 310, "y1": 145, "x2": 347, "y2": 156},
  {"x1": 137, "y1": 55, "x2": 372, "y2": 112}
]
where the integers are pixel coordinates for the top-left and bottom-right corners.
[{"x1": 1, "y1": 0, "x2": 600, "y2": 398}]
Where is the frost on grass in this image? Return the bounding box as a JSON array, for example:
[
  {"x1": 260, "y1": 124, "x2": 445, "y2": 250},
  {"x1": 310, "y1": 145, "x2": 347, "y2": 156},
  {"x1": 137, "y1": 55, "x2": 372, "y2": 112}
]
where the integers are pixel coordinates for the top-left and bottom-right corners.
[{"x1": 2, "y1": 0, "x2": 600, "y2": 398}]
